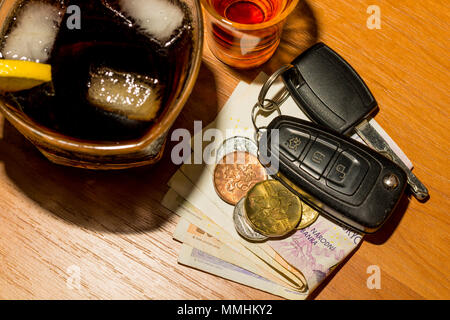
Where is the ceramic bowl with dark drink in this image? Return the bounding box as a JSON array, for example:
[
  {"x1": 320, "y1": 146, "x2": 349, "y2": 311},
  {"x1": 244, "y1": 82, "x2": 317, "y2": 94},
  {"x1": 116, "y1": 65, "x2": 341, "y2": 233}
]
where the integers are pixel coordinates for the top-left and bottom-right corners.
[{"x1": 0, "y1": 0, "x2": 203, "y2": 169}]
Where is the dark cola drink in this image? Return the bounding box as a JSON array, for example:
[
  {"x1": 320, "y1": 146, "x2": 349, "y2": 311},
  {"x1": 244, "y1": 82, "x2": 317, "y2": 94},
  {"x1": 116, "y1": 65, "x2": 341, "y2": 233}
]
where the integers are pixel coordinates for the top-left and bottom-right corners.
[{"x1": 0, "y1": 0, "x2": 193, "y2": 141}]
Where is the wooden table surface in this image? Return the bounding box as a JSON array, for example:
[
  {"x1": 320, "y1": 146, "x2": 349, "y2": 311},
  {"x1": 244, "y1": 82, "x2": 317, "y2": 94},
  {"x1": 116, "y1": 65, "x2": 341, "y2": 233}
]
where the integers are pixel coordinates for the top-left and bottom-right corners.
[{"x1": 0, "y1": 0, "x2": 449, "y2": 300}]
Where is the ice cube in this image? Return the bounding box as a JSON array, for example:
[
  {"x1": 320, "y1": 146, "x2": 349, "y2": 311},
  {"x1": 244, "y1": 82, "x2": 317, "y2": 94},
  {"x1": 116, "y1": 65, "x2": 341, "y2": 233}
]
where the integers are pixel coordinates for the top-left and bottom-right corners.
[
  {"x1": 118, "y1": 0, "x2": 184, "y2": 43},
  {"x1": 87, "y1": 66, "x2": 163, "y2": 122},
  {"x1": 1, "y1": 2, "x2": 63, "y2": 63}
]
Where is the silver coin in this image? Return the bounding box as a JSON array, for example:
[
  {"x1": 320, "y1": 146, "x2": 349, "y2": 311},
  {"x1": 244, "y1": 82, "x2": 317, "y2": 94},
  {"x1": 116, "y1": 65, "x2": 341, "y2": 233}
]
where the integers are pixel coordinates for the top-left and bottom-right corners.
[
  {"x1": 233, "y1": 197, "x2": 268, "y2": 242},
  {"x1": 216, "y1": 136, "x2": 259, "y2": 164}
]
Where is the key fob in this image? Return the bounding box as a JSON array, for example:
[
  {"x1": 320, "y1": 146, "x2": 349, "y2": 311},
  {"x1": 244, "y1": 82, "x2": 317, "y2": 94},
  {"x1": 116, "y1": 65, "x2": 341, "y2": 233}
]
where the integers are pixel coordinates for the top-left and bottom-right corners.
[
  {"x1": 281, "y1": 42, "x2": 378, "y2": 135},
  {"x1": 258, "y1": 116, "x2": 407, "y2": 234}
]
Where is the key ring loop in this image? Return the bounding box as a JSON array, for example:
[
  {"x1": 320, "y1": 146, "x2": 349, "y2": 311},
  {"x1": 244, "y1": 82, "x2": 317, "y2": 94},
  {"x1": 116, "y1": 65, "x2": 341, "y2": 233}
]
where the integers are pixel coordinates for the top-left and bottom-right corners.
[
  {"x1": 252, "y1": 101, "x2": 282, "y2": 142},
  {"x1": 257, "y1": 64, "x2": 293, "y2": 112},
  {"x1": 252, "y1": 64, "x2": 292, "y2": 142}
]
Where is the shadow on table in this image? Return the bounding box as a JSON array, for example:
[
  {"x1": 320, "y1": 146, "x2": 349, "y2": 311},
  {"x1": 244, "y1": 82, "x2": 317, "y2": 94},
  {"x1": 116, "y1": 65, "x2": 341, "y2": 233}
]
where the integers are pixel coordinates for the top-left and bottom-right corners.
[
  {"x1": 365, "y1": 194, "x2": 411, "y2": 245},
  {"x1": 0, "y1": 62, "x2": 218, "y2": 234}
]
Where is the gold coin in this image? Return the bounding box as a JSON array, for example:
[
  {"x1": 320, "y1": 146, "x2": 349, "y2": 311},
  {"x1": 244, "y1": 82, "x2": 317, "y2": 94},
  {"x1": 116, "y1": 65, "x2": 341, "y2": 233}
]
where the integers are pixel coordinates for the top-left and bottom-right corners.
[
  {"x1": 295, "y1": 202, "x2": 319, "y2": 230},
  {"x1": 275, "y1": 173, "x2": 320, "y2": 230},
  {"x1": 213, "y1": 151, "x2": 267, "y2": 205},
  {"x1": 244, "y1": 180, "x2": 302, "y2": 237}
]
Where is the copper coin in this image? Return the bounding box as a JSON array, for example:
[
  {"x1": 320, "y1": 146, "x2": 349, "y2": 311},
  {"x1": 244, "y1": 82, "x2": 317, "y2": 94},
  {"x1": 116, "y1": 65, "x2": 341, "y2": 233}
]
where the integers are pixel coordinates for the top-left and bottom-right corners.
[{"x1": 213, "y1": 151, "x2": 267, "y2": 205}]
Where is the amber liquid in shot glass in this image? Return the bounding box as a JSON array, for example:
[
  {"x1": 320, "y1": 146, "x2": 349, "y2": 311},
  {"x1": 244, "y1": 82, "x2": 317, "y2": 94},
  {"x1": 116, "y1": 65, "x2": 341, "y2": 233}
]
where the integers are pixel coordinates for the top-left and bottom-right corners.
[{"x1": 202, "y1": 0, "x2": 298, "y2": 69}]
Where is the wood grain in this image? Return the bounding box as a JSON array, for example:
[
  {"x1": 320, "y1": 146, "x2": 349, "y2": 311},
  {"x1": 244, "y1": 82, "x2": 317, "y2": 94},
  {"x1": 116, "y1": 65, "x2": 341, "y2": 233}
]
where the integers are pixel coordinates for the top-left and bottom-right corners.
[{"x1": 0, "y1": 0, "x2": 449, "y2": 299}]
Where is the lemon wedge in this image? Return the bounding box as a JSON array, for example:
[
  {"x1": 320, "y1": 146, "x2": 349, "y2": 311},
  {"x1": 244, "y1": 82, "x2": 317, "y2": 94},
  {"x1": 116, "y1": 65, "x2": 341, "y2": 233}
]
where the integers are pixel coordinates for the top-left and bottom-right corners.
[{"x1": 0, "y1": 59, "x2": 51, "y2": 92}]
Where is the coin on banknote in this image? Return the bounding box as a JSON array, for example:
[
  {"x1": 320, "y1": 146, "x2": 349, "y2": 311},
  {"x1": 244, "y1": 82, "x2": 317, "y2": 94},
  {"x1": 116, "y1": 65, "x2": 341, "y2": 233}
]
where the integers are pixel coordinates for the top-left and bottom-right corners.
[
  {"x1": 295, "y1": 202, "x2": 319, "y2": 230},
  {"x1": 244, "y1": 180, "x2": 302, "y2": 237},
  {"x1": 233, "y1": 197, "x2": 268, "y2": 242},
  {"x1": 215, "y1": 136, "x2": 259, "y2": 162},
  {"x1": 214, "y1": 151, "x2": 267, "y2": 205}
]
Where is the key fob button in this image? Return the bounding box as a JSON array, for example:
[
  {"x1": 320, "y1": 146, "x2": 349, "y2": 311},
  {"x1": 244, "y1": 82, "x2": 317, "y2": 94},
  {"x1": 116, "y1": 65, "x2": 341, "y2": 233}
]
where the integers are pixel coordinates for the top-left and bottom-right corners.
[
  {"x1": 279, "y1": 125, "x2": 312, "y2": 161},
  {"x1": 300, "y1": 136, "x2": 338, "y2": 178},
  {"x1": 326, "y1": 150, "x2": 369, "y2": 195}
]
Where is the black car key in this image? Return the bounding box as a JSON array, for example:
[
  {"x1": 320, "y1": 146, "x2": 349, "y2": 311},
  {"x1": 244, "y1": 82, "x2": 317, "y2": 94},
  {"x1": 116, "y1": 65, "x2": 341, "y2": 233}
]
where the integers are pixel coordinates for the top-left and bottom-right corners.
[
  {"x1": 259, "y1": 116, "x2": 407, "y2": 234},
  {"x1": 281, "y1": 43, "x2": 428, "y2": 201}
]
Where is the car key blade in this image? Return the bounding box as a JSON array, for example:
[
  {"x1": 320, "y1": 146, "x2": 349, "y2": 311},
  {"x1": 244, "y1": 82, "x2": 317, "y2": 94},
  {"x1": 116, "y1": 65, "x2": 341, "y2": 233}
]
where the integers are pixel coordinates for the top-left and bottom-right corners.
[
  {"x1": 355, "y1": 120, "x2": 428, "y2": 200},
  {"x1": 281, "y1": 42, "x2": 428, "y2": 201}
]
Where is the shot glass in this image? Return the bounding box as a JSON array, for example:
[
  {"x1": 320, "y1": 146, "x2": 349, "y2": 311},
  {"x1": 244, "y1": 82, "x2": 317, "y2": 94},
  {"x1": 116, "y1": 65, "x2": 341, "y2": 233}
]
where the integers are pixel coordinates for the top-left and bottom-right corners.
[{"x1": 201, "y1": 0, "x2": 299, "y2": 69}]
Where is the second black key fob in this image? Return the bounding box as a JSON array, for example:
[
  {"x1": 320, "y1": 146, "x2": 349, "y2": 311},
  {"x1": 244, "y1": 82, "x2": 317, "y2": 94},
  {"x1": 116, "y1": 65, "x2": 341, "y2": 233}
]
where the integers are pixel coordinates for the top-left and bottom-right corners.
[
  {"x1": 258, "y1": 116, "x2": 407, "y2": 234},
  {"x1": 281, "y1": 42, "x2": 378, "y2": 135}
]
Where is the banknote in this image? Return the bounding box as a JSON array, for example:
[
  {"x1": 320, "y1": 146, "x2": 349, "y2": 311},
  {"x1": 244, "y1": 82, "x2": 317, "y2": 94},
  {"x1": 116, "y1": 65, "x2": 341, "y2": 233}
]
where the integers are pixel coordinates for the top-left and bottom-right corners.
[
  {"x1": 173, "y1": 218, "x2": 293, "y2": 287},
  {"x1": 163, "y1": 188, "x2": 306, "y2": 291},
  {"x1": 165, "y1": 178, "x2": 360, "y2": 293},
  {"x1": 178, "y1": 244, "x2": 308, "y2": 300},
  {"x1": 165, "y1": 72, "x2": 412, "y2": 298},
  {"x1": 267, "y1": 215, "x2": 363, "y2": 290},
  {"x1": 166, "y1": 172, "x2": 308, "y2": 290},
  {"x1": 174, "y1": 218, "x2": 310, "y2": 298}
]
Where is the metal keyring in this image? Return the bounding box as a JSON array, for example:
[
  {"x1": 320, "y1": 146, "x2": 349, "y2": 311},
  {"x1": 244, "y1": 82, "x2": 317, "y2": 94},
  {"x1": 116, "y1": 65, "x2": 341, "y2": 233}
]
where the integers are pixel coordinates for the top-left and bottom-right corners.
[
  {"x1": 257, "y1": 64, "x2": 293, "y2": 111},
  {"x1": 252, "y1": 101, "x2": 282, "y2": 142},
  {"x1": 252, "y1": 64, "x2": 294, "y2": 142}
]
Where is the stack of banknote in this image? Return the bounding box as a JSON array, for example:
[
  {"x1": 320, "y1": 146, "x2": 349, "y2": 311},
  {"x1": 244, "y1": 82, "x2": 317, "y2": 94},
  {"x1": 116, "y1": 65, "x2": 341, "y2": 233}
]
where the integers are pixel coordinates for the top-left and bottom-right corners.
[{"x1": 162, "y1": 73, "x2": 412, "y2": 299}]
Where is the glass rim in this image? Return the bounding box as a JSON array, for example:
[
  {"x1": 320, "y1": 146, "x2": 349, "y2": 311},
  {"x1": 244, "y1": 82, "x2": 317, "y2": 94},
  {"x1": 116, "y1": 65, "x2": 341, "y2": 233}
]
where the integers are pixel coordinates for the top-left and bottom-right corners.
[{"x1": 200, "y1": 0, "x2": 300, "y2": 30}]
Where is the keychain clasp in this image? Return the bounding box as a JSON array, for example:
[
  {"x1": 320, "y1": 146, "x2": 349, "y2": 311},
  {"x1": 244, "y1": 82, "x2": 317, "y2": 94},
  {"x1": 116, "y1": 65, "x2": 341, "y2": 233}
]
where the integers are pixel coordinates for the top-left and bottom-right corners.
[
  {"x1": 252, "y1": 64, "x2": 293, "y2": 141},
  {"x1": 257, "y1": 64, "x2": 293, "y2": 112}
]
